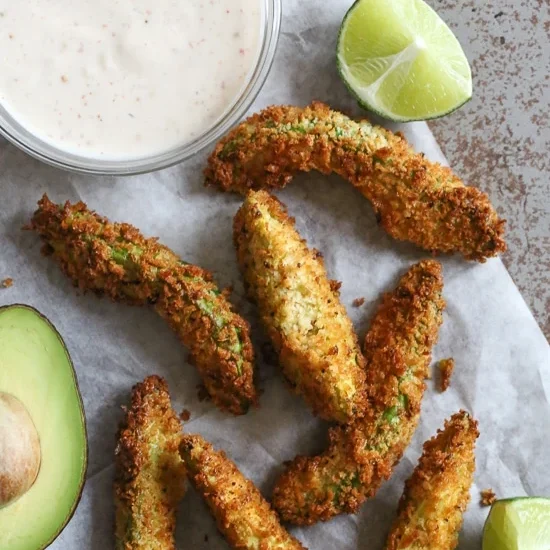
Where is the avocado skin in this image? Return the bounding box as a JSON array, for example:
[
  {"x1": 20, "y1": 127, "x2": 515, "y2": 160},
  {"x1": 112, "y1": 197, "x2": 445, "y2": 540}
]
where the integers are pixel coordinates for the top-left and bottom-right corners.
[{"x1": 0, "y1": 304, "x2": 88, "y2": 550}]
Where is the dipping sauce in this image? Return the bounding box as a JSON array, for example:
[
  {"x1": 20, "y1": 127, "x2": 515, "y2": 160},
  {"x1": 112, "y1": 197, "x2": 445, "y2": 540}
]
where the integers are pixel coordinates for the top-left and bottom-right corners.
[{"x1": 0, "y1": 0, "x2": 262, "y2": 159}]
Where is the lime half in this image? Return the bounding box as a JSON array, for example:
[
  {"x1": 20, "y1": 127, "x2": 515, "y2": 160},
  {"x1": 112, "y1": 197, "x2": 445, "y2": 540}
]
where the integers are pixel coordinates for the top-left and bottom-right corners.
[
  {"x1": 337, "y1": 0, "x2": 472, "y2": 121},
  {"x1": 483, "y1": 498, "x2": 550, "y2": 550}
]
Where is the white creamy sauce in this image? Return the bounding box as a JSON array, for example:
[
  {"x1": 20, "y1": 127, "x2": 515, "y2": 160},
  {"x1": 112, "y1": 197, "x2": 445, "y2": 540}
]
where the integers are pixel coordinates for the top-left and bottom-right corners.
[{"x1": 0, "y1": 0, "x2": 262, "y2": 158}]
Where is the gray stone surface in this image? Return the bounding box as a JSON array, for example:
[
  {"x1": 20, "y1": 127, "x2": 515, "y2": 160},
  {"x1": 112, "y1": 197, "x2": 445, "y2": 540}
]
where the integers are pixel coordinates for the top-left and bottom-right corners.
[{"x1": 426, "y1": 0, "x2": 549, "y2": 339}]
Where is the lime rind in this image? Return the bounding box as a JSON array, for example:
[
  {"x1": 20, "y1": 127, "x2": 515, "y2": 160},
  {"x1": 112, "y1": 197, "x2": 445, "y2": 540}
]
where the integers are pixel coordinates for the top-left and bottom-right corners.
[
  {"x1": 482, "y1": 497, "x2": 550, "y2": 550},
  {"x1": 336, "y1": 0, "x2": 472, "y2": 122}
]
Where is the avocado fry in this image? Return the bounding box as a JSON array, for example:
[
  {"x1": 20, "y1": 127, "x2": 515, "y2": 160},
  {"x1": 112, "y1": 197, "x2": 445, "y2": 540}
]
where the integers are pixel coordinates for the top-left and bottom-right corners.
[
  {"x1": 29, "y1": 195, "x2": 257, "y2": 415},
  {"x1": 206, "y1": 102, "x2": 506, "y2": 262},
  {"x1": 385, "y1": 411, "x2": 479, "y2": 550},
  {"x1": 234, "y1": 190, "x2": 367, "y2": 424},
  {"x1": 114, "y1": 375, "x2": 186, "y2": 550},
  {"x1": 180, "y1": 434, "x2": 306, "y2": 550},
  {"x1": 272, "y1": 260, "x2": 445, "y2": 524}
]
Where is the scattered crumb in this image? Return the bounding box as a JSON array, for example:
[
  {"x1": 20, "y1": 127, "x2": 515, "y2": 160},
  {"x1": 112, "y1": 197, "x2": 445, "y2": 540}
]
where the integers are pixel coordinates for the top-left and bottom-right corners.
[
  {"x1": 61, "y1": 75, "x2": 68, "y2": 83},
  {"x1": 480, "y1": 488, "x2": 497, "y2": 506},
  {"x1": 329, "y1": 279, "x2": 342, "y2": 293},
  {"x1": 438, "y1": 358, "x2": 455, "y2": 391},
  {"x1": 1, "y1": 278, "x2": 13, "y2": 288},
  {"x1": 180, "y1": 409, "x2": 191, "y2": 422},
  {"x1": 352, "y1": 297, "x2": 365, "y2": 307}
]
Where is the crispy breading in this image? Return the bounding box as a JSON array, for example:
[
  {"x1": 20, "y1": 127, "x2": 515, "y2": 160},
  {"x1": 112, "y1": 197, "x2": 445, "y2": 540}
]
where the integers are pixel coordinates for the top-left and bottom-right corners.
[
  {"x1": 206, "y1": 102, "x2": 506, "y2": 261},
  {"x1": 29, "y1": 195, "x2": 257, "y2": 415},
  {"x1": 1, "y1": 278, "x2": 13, "y2": 288},
  {"x1": 272, "y1": 260, "x2": 445, "y2": 524},
  {"x1": 480, "y1": 488, "x2": 497, "y2": 507},
  {"x1": 114, "y1": 376, "x2": 186, "y2": 549},
  {"x1": 438, "y1": 358, "x2": 455, "y2": 392},
  {"x1": 234, "y1": 190, "x2": 367, "y2": 424},
  {"x1": 385, "y1": 411, "x2": 479, "y2": 550},
  {"x1": 180, "y1": 434, "x2": 306, "y2": 550}
]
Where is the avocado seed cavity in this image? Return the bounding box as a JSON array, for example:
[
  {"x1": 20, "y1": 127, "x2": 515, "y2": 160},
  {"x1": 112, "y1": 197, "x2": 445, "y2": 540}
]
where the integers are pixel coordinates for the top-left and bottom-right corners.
[{"x1": 0, "y1": 392, "x2": 41, "y2": 507}]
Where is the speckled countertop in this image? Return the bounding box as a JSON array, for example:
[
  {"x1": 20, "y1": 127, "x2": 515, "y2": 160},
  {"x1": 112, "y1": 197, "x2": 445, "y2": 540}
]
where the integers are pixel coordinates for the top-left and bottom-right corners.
[{"x1": 426, "y1": 0, "x2": 549, "y2": 339}]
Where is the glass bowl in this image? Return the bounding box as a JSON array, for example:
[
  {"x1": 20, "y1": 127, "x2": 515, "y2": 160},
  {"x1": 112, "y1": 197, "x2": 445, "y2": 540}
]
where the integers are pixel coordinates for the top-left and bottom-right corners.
[{"x1": 0, "y1": 0, "x2": 281, "y2": 176}]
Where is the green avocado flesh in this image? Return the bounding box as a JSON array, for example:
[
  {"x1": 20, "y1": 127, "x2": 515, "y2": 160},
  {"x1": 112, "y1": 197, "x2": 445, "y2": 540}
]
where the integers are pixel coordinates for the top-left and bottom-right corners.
[{"x1": 0, "y1": 305, "x2": 87, "y2": 550}]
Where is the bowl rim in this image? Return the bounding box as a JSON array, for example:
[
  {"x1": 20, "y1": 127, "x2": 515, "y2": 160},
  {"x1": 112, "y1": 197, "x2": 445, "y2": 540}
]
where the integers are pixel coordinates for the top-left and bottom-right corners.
[{"x1": 0, "y1": 0, "x2": 281, "y2": 176}]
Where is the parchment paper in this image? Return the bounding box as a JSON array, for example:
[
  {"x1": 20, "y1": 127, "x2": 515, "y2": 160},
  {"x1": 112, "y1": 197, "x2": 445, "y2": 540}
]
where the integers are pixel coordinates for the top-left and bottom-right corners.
[{"x1": 1, "y1": 1, "x2": 549, "y2": 548}]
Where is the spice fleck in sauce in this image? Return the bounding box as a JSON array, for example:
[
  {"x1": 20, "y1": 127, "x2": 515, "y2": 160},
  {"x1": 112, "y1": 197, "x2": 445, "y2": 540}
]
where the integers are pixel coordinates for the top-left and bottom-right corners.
[{"x1": 0, "y1": 0, "x2": 262, "y2": 158}]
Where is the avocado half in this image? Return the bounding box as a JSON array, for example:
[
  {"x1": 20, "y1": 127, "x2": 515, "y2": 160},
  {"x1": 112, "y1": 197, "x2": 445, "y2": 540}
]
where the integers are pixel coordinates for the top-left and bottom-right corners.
[{"x1": 0, "y1": 304, "x2": 88, "y2": 549}]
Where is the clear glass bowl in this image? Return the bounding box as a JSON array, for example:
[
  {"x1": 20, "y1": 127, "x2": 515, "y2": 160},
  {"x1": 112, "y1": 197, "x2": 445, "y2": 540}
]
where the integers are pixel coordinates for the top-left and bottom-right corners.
[{"x1": 0, "y1": 0, "x2": 281, "y2": 176}]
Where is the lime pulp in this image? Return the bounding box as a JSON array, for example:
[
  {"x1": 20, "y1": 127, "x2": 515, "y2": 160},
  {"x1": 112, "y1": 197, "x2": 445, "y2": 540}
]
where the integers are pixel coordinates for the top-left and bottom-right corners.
[
  {"x1": 336, "y1": 0, "x2": 472, "y2": 122},
  {"x1": 482, "y1": 497, "x2": 550, "y2": 550}
]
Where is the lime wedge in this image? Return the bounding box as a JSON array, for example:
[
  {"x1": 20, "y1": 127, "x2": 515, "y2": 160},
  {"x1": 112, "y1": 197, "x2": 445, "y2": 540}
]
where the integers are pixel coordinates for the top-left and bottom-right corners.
[
  {"x1": 483, "y1": 498, "x2": 550, "y2": 550},
  {"x1": 336, "y1": 0, "x2": 472, "y2": 121}
]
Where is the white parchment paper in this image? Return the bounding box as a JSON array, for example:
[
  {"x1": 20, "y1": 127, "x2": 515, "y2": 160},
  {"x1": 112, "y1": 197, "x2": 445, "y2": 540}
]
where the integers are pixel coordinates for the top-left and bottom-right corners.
[{"x1": 1, "y1": 1, "x2": 549, "y2": 548}]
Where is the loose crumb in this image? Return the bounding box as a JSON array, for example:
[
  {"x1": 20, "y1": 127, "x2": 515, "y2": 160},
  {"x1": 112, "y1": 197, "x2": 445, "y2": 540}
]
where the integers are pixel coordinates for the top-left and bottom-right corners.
[
  {"x1": 480, "y1": 488, "x2": 497, "y2": 506},
  {"x1": 438, "y1": 358, "x2": 455, "y2": 391},
  {"x1": 1, "y1": 278, "x2": 13, "y2": 288},
  {"x1": 179, "y1": 408, "x2": 191, "y2": 422},
  {"x1": 329, "y1": 279, "x2": 342, "y2": 293},
  {"x1": 352, "y1": 297, "x2": 365, "y2": 307}
]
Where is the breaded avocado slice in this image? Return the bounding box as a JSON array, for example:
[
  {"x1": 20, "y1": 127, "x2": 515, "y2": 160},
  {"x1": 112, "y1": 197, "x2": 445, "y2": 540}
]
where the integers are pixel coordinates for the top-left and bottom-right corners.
[
  {"x1": 234, "y1": 190, "x2": 367, "y2": 424},
  {"x1": 180, "y1": 433, "x2": 306, "y2": 549},
  {"x1": 114, "y1": 375, "x2": 186, "y2": 549},
  {"x1": 272, "y1": 260, "x2": 445, "y2": 524}
]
